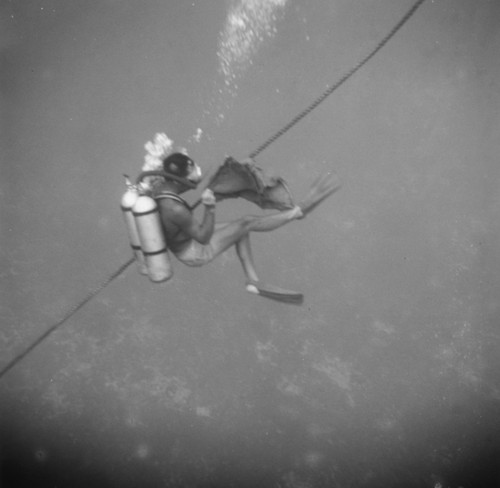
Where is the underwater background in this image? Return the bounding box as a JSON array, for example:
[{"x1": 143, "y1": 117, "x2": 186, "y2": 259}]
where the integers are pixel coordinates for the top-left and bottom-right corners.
[{"x1": 1, "y1": 0, "x2": 500, "y2": 486}]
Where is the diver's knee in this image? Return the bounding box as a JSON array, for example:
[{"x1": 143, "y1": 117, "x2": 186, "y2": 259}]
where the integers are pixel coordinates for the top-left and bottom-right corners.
[{"x1": 239, "y1": 215, "x2": 257, "y2": 232}]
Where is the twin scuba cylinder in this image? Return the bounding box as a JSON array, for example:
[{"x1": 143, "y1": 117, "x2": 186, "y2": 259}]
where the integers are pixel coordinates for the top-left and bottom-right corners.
[{"x1": 120, "y1": 175, "x2": 173, "y2": 283}]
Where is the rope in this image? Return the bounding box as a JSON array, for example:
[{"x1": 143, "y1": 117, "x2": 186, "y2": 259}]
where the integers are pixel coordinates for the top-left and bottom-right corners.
[
  {"x1": 248, "y1": 0, "x2": 426, "y2": 160},
  {"x1": 0, "y1": 257, "x2": 135, "y2": 380}
]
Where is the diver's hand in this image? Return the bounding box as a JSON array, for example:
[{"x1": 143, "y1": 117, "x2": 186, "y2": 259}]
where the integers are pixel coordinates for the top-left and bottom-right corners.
[{"x1": 201, "y1": 188, "x2": 216, "y2": 207}]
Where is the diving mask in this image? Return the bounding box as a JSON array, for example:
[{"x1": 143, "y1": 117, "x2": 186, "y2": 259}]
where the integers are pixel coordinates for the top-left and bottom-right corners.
[{"x1": 186, "y1": 161, "x2": 203, "y2": 184}]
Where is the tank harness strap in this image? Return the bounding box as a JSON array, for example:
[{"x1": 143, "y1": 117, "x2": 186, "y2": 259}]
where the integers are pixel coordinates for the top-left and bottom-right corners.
[{"x1": 153, "y1": 191, "x2": 191, "y2": 210}]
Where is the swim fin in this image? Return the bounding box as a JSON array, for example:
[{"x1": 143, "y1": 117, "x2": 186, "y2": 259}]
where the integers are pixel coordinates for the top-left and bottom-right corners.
[{"x1": 246, "y1": 281, "x2": 304, "y2": 305}]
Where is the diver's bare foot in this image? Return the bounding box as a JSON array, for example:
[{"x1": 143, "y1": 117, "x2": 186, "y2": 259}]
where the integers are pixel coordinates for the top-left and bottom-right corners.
[{"x1": 298, "y1": 172, "x2": 341, "y2": 218}]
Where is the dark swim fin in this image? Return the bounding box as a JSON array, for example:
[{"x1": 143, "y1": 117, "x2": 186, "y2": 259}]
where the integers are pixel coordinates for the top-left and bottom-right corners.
[{"x1": 247, "y1": 281, "x2": 304, "y2": 305}]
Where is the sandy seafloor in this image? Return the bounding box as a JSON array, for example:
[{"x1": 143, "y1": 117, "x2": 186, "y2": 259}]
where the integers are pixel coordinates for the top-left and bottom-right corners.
[{"x1": 1, "y1": 1, "x2": 500, "y2": 487}]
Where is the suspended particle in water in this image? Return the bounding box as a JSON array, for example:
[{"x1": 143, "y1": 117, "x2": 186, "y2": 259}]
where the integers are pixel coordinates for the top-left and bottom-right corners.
[
  {"x1": 135, "y1": 443, "x2": 150, "y2": 460},
  {"x1": 302, "y1": 450, "x2": 325, "y2": 469},
  {"x1": 196, "y1": 406, "x2": 212, "y2": 418},
  {"x1": 34, "y1": 448, "x2": 49, "y2": 463},
  {"x1": 193, "y1": 128, "x2": 203, "y2": 142}
]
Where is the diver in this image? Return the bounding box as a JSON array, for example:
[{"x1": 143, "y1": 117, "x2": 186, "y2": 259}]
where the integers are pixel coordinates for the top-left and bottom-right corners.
[{"x1": 153, "y1": 152, "x2": 339, "y2": 304}]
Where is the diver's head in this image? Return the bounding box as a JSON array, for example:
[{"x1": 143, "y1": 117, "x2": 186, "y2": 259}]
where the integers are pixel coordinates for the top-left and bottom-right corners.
[{"x1": 163, "y1": 153, "x2": 202, "y2": 188}]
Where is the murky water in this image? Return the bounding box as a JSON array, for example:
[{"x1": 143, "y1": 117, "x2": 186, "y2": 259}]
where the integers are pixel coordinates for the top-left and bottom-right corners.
[{"x1": 1, "y1": 1, "x2": 500, "y2": 487}]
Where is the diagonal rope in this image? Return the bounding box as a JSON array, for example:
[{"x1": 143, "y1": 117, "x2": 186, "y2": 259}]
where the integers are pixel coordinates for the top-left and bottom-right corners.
[
  {"x1": 248, "y1": 0, "x2": 426, "y2": 160},
  {"x1": 0, "y1": 257, "x2": 135, "y2": 379}
]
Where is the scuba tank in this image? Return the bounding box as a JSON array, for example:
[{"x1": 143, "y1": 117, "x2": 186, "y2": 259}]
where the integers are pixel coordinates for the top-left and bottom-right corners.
[
  {"x1": 121, "y1": 169, "x2": 196, "y2": 283},
  {"x1": 120, "y1": 175, "x2": 148, "y2": 275},
  {"x1": 132, "y1": 193, "x2": 173, "y2": 283},
  {"x1": 121, "y1": 174, "x2": 173, "y2": 282}
]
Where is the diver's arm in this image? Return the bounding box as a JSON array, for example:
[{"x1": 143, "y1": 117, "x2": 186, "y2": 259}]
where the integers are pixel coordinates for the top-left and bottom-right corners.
[
  {"x1": 196, "y1": 204, "x2": 216, "y2": 244},
  {"x1": 193, "y1": 189, "x2": 216, "y2": 243},
  {"x1": 161, "y1": 197, "x2": 215, "y2": 244}
]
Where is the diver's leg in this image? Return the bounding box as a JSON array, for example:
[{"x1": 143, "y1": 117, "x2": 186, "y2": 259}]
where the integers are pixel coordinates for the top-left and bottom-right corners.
[
  {"x1": 246, "y1": 206, "x2": 303, "y2": 232},
  {"x1": 235, "y1": 235, "x2": 259, "y2": 283},
  {"x1": 209, "y1": 172, "x2": 339, "y2": 256},
  {"x1": 207, "y1": 172, "x2": 339, "y2": 303},
  {"x1": 209, "y1": 206, "x2": 302, "y2": 259},
  {"x1": 235, "y1": 233, "x2": 304, "y2": 304}
]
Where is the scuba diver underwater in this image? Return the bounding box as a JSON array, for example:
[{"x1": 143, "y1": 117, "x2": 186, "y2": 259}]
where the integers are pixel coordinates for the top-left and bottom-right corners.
[{"x1": 121, "y1": 133, "x2": 340, "y2": 304}]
